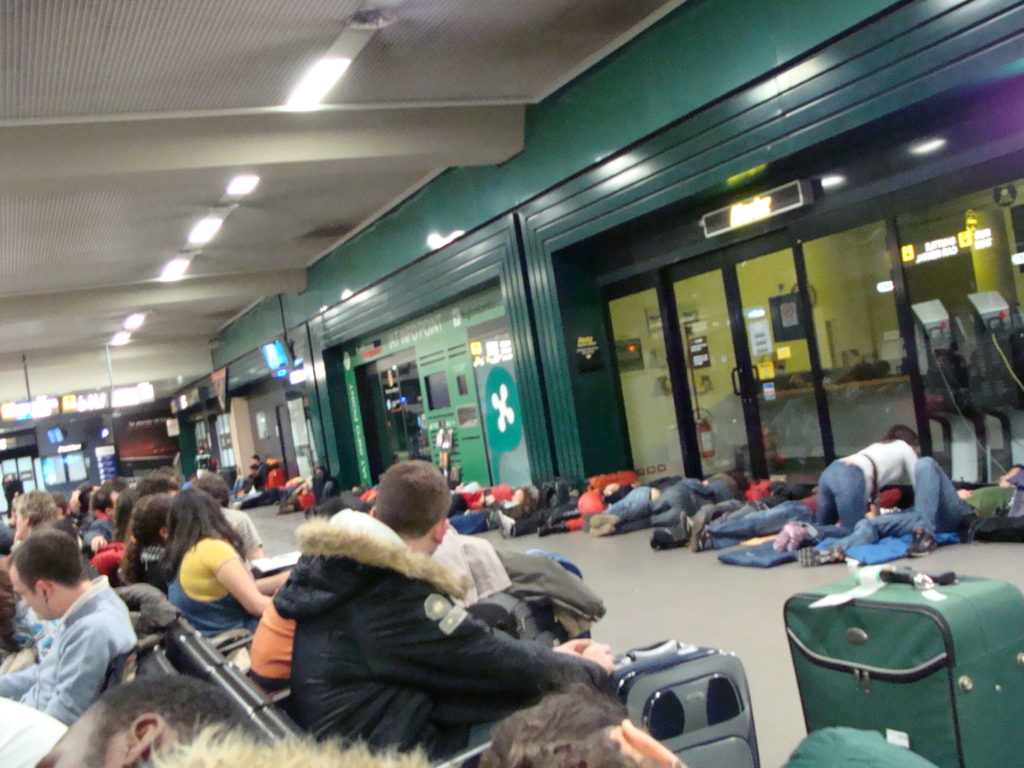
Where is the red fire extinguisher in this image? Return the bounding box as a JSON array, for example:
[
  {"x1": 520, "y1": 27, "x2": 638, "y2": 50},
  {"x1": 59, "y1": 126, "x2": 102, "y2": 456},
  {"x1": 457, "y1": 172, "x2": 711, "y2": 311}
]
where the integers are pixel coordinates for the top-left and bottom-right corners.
[{"x1": 696, "y1": 409, "x2": 715, "y2": 459}]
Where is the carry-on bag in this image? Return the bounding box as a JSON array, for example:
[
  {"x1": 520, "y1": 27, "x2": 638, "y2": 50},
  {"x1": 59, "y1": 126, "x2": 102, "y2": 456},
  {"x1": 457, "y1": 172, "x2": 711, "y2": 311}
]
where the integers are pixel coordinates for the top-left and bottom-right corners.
[
  {"x1": 613, "y1": 640, "x2": 760, "y2": 768},
  {"x1": 785, "y1": 571, "x2": 1024, "y2": 768}
]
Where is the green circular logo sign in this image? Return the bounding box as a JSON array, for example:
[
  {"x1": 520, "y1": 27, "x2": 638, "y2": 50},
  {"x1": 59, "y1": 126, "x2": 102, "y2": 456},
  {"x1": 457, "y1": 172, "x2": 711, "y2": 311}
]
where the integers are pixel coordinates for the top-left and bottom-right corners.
[{"x1": 485, "y1": 367, "x2": 522, "y2": 455}]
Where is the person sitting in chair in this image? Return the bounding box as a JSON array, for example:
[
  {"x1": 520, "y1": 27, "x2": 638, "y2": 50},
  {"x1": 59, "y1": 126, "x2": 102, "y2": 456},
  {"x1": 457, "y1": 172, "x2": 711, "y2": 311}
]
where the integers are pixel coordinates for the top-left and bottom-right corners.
[{"x1": 0, "y1": 530, "x2": 136, "y2": 724}]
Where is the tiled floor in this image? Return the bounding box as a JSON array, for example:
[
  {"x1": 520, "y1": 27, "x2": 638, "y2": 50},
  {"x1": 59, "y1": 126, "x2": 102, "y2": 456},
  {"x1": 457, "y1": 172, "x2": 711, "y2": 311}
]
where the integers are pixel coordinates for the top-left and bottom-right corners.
[{"x1": 248, "y1": 505, "x2": 1024, "y2": 767}]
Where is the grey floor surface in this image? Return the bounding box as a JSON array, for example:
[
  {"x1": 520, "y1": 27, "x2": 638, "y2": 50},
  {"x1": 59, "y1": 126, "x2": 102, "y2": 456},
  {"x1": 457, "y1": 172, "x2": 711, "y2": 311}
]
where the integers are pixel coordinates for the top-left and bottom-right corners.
[{"x1": 249, "y1": 505, "x2": 1024, "y2": 767}]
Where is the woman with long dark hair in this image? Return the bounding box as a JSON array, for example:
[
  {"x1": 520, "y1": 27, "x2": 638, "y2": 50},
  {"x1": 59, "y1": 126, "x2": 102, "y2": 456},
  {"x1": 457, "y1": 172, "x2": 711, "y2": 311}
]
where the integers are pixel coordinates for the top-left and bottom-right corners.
[
  {"x1": 121, "y1": 493, "x2": 173, "y2": 592},
  {"x1": 163, "y1": 489, "x2": 270, "y2": 636}
]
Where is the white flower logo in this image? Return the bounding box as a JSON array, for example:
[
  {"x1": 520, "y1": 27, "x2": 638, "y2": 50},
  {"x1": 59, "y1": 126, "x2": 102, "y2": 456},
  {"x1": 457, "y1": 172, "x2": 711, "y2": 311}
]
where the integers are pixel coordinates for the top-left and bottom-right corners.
[{"x1": 491, "y1": 384, "x2": 515, "y2": 433}]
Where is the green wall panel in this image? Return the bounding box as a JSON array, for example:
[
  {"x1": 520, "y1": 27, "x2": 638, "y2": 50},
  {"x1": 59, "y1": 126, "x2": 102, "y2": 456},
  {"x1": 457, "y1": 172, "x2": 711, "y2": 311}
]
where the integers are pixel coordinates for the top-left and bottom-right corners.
[
  {"x1": 213, "y1": 298, "x2": 287, "y2": 369},
  {"x1": 215, "y1": 0, "x2": 901, "y2": 364},
  {"x1": 177, "y1": 417, "x2": 197, "y2": 480}
]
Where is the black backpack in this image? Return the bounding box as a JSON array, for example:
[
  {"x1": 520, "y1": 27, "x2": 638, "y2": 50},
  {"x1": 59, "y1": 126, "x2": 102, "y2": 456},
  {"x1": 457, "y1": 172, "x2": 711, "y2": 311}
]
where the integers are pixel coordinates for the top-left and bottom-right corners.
[
  {"x1": 970, "y1": 514, "x2": 1024, "y2": 542},
  {"x1": 538, "y1": 478, "x2": 575, "y2": 510}
]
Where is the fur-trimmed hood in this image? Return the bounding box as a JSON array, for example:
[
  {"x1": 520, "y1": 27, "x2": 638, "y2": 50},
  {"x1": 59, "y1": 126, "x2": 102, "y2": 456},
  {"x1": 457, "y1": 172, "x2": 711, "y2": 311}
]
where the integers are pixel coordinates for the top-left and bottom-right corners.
[
  {"x1": 154, "y1": 729, "x2": 432, "y2": 768},
  {"x1": 274, "y1": 516, "x2": 467, "y2": 621}
]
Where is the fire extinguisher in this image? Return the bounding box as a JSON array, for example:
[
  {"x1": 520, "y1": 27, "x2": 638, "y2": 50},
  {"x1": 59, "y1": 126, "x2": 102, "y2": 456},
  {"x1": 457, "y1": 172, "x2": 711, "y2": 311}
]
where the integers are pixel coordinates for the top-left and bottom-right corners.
[{"x1": 696, "y1": 409, "x2": 715, "y2": 459}]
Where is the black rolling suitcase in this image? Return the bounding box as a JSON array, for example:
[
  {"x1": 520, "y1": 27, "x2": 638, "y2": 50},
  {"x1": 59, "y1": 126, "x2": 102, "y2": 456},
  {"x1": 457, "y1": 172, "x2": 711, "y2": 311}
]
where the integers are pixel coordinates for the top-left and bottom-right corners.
[{"x1": 613, "y1": 640, "x2": 760, "y2": 768}]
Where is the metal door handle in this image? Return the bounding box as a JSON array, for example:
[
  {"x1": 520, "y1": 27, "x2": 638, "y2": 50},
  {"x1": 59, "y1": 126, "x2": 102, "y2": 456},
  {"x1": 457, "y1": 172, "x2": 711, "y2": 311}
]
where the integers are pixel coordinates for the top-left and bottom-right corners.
[{"x1": 731, "y1": 367, "x2": 742, "y2": 396}]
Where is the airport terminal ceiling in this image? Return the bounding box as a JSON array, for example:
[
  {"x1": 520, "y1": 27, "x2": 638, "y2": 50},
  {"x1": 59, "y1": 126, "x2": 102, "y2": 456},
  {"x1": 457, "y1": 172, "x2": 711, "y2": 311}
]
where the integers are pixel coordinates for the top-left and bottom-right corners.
[{"x1": 0, "y1": 0, "x2": 684, "y2": 402}]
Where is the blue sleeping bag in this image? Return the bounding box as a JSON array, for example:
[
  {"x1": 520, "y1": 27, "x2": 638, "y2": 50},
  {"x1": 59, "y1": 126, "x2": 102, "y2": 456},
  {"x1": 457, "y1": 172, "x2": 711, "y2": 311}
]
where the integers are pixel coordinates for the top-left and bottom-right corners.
[{"x1": 717, "y1": 542, "x2": 797, "y2": 568}]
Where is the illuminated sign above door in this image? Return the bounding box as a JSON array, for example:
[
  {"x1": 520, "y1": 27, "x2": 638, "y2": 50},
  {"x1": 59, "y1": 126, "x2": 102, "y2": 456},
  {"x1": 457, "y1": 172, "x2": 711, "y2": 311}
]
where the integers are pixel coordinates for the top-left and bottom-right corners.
[{"x1": 701, "y1": 180, "x2": 813, "y2": 238}]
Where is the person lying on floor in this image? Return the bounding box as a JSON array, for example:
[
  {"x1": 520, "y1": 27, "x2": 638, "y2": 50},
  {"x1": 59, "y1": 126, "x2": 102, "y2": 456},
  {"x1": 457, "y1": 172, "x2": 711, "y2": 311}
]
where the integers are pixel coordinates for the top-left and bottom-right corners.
[
  {"x1": 448, "y1": 484, "x2": 540, "y2": 536},
  {"x1": 651, "y1": 480, "x2": 907, "y2": 552},
  {"x1": 801, "y1": 456, "x2": 975, "y2": 565},
  {"x1": 586, "y1": 474, "x2": 743, "y2": 537},
  {"x1": 957, "y1": 463, "x2": 1024, "y2": 517}
]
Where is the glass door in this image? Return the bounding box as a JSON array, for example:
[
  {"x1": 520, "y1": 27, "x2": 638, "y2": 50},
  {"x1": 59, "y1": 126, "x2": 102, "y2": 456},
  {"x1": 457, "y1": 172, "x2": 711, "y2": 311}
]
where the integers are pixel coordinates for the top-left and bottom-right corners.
[
  {"x1": 671, "y1": 271, "x2": 753, "y2": 474},
  {"x1": 609, "y1": 232, "x2": 832, "y2": 480},
  {"x1": 608, "y1": 287, "x2": 684, "y2": 481},
  {"x1": 734, "y1": 248, "x2": 827, "y2": 475}
]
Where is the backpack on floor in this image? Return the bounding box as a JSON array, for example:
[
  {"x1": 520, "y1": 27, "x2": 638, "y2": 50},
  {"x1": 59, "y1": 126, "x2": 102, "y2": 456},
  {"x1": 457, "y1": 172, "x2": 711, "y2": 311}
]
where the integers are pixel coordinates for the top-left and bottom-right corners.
[
  {"x1": 538, "y1": 478, "x2": 574, "y2": 510},
  {"x1": 970, "y1": 514, "x2": 1024, "y2": 542}
]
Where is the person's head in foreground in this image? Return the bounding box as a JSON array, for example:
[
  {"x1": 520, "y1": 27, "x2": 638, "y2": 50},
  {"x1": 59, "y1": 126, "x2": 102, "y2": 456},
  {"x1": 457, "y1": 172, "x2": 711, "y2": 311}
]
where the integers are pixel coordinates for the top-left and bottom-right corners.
[
  {"x1": 481, "y1": 684, "x2": 683, "y2": 768},
  {"x1": 148, "y1": 732, "x2": 429, "y2": 768},
  {"x1": 37, "y1": 674, "x2": 246, "y2": 768},
  {"x1": 372, "y1": 459, "x2": 452, "y2": 555}
]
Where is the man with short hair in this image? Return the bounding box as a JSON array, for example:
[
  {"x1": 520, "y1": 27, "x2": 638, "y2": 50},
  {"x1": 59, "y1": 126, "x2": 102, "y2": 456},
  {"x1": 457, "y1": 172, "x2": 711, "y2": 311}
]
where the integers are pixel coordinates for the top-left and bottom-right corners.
[
  {"x1": 36, "y1": 674, "x2": 245, "y2": 768},
  {"x1": 11, "y1": 489, "x2": 61, "y2": 545},
  {"x1": 0, "y1": 529, "x2": 136, "y2": 724},
  {"x1": 482, "y1": 684, "x2": 682, "y2": 768},
  {"x1": 81, "y1": 481, "x2": 118, "y2": 554},
  {"x1": 276, "y1": 460, "x2": 613, "y2": 757}
]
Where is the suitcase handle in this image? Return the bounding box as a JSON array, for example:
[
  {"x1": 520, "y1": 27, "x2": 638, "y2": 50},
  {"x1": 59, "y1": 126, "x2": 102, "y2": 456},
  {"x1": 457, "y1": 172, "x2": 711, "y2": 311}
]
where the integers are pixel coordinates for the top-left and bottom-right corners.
[
  {"x1": 880, "y1": 566, "x2": 957, "y2": 588},
  {"x1": 626, "y1": 640, "x2": 683, "y2": 660}
]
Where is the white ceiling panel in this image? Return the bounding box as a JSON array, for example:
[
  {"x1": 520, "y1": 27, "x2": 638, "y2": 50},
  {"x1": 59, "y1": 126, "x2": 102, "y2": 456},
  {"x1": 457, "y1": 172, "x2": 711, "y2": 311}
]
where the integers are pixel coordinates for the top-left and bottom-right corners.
[{"x1": 0, "y1": 0, "x2": 684, "y2": 403}]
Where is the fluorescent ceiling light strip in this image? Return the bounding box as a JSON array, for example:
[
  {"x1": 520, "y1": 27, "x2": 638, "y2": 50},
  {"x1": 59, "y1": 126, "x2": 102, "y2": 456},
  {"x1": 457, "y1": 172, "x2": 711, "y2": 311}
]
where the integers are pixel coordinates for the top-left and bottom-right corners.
[
  {"x1": 285, "y1": 57, "x2": 352, "y2": 111},
  {"x1": 188, "y1": 216, "x2": 224, "y2": 245},
  {"x1": 124, "y1": 312, "x2": 146, "y2": 330},
  {"x1": 909, "y1": 137, "x2": 947, "y2": 155},
  {"x1": 226, "y1": 174, "x2": 260, "y2": 197},
  {"x1": 160, "y1": 257, "x2": 191, "y2": 282}
]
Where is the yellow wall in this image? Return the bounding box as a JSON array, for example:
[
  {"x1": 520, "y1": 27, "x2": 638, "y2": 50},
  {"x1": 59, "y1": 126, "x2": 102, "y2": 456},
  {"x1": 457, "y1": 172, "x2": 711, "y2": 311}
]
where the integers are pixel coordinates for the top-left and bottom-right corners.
[{"x1": 608, "y1": 289, "x2": 683, "y2": 478}]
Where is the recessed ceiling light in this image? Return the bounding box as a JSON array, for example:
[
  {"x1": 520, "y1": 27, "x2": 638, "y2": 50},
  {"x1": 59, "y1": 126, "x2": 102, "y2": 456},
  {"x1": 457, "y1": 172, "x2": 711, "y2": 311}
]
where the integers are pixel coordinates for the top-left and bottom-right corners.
[
  {"x1": 124, "y1": 313, "x2": 146, "y2": 330},
  {"x1": 909, "y1": 137, "x2": 947, "y2": 156},
  {"x1": 226, "y1": 175, "x2": 260, "y2": 197},
  {"x1": 284, "y1": 57, "x2": 352, "y2": 112},
  {"x1": 187, "y1": 216, "x2": 224, "y2": 245},
  {"x1": 820, "y1": 174, "x2": 847, "y2": 189},
  {"x1": 160, "y1": 257, "x2": 191, "y2": 282},
  {"x1": 110, "y1": 331, "x2": 131, "y2": 346},
  {"x1": 340, "y1": 289, "x2": 354, "y2": 300}
]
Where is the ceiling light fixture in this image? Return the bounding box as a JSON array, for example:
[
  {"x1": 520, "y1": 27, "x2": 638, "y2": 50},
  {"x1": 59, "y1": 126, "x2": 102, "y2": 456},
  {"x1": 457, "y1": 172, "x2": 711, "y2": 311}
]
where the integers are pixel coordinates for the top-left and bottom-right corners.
[
  {"x1": 909, "y1": 137, "x2": 947, "y2": 156},
  {"x1": 285, "y1": 57, "x2": 352, "y2": 111},
  {"x1": 340, "y1": 289, "x2": 354, "y2": 300},
  {"x1": 426, "y1": 230, "x2": 465, "y2": 250},
  {"x1": 820, "y1": 174, "x2": 847, "y2": 189},
  {"x1": 226, "y1": 175, "x2": 260, "y2": 197},
  {"x1": 187, "y1": 215, "x2": 225, "y2": 245},
  {"x1": 110, "y1": 331, "x2": 131, "y2": 346},
  {"x1": 124, "y1": 313, "x2": 146, "y2": 330},
  {"x1": 160, "y1": 257, "x2": 191, "y2": 282}
]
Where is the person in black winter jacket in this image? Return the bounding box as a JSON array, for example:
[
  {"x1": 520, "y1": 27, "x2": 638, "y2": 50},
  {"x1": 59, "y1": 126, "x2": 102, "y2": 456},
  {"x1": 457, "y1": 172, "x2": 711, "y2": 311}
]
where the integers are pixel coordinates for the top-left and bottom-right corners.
[{"x1": 274, "y1": 460, "x2": 613, "y2": 757}]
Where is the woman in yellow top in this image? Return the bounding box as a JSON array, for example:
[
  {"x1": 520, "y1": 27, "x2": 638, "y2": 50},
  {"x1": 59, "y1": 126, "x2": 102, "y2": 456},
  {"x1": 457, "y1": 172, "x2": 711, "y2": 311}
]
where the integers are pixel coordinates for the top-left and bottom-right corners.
[{"x1": 165, "y1": 489, "x2": 271, "y2": 637}]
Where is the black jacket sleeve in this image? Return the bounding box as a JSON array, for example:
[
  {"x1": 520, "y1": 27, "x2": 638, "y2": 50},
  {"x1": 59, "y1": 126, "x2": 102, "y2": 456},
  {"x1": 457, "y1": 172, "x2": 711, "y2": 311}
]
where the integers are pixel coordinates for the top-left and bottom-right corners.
[{"x1": 357, "y1": 581, "x2": 608, "y2": 700}]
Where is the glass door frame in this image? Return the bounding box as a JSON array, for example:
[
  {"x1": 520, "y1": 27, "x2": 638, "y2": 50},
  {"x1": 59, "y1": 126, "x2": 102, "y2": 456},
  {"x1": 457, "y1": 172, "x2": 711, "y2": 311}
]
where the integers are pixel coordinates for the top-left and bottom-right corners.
[{"x1": 607, "y1": 229, "x2": 840, "y2": 480}]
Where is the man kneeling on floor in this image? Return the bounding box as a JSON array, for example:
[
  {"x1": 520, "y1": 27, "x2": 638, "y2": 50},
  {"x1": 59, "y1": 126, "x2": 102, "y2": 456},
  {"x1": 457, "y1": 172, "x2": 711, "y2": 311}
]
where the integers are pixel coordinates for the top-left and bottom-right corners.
[
  {"x1": 275, "y1": 459, "x2": 614, "y2": 757},
  {"x1": 0, "y1": 529, "x2": 136, "y2": 724}
]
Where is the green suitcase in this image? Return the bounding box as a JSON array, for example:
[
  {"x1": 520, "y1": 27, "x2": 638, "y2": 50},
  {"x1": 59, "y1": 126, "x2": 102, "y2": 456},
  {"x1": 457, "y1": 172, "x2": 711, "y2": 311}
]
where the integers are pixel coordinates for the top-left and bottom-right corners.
[{"x1": 784, "y1": 575, "x2": 1024, "y2": 768}]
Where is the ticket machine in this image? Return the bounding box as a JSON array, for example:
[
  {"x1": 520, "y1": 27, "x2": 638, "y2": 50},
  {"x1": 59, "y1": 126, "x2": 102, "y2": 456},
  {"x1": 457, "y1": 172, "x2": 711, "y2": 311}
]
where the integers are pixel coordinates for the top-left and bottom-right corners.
[
  {"x1": 968, "y1": 291, "x2": 1024, "y2": 467},
  {"x1": 911, "y1": 299, "x2": 979, "y2": 482}
]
